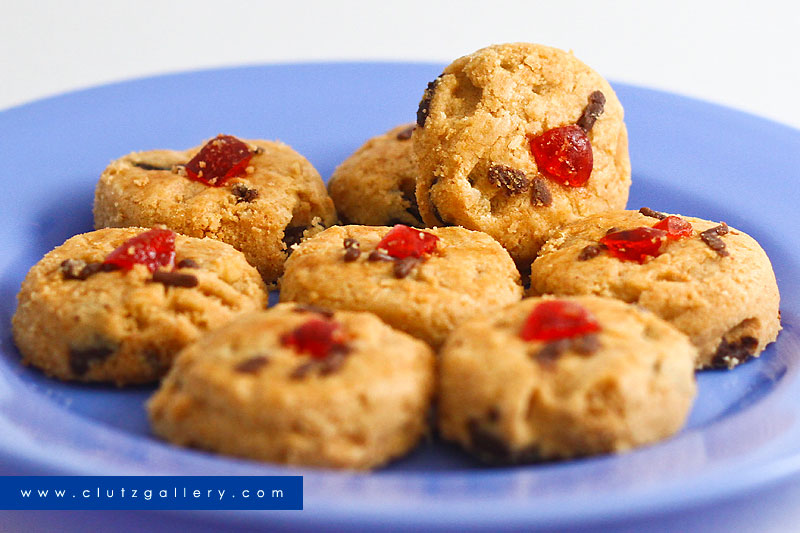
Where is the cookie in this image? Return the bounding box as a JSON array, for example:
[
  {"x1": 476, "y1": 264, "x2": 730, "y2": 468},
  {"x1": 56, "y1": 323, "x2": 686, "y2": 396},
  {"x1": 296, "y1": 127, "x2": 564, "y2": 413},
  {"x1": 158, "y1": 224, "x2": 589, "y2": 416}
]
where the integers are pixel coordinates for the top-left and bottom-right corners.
[
  {"x1": 413, "y1": 43, "x2": 631, "y2": 270},
  {"x1": 529, "y1": 208, "x2": 781, "y2": 369},
  {"x1": 328, "y1": 123, "x2": 422, "y2": 226},
  {"x1": 12, "y1": 227, "x2": 268, "y2": 385},
  {"x1": 93, "y1": 134, "x2": 338, "y2": 284},
  {"x1": 148, "y1": 303, "x2": 435, "y2": 470},
  {"x1": 279, "y1": 224, "x2": 523, "y2": 348},
  {"x1": 438, "y1": 296, "x2": 697, "y2": 464}
]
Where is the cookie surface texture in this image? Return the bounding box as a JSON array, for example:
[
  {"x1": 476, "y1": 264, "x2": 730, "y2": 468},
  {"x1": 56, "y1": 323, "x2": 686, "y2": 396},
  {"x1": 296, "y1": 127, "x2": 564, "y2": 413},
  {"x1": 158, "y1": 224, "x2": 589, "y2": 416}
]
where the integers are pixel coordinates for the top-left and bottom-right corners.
[
  {"x1": 93, "y1": 137, "x2": 337, "y2": 284},
  {"x1": 413, "y1": 43, "x2": 631, "y2": 269},
  {"x1": 279, "y1": 225, "x2": 523, "y2": 348},
  {"x1": 438, "y1": 296, "x2": 697, "y2": 464},
  {"x1": 12, "y1": 227, "x2": 268, "y2": 385},
  {"x1": 148, "y1": 303, "x2": 435, "y2": 470},
  {"x1": 529, "y1": 209, "x2": 781, "y2": 368},
  {"x1": 328, "y1": 123, "x2": 422, "y2": 227}
]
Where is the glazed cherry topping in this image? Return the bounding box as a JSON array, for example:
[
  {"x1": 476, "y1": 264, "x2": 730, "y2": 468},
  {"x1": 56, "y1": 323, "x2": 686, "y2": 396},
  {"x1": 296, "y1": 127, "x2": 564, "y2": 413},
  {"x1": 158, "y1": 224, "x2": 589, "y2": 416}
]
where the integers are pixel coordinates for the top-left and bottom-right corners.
[
  {"x1": 529, "y1": 125, "x2": 593, "y2": 187},
  {"x1": 653, "y1": 216, "x2": 693, "y2": 240},
  {"x1": 103, "y1": 228, "x2": 176, "y2": 272},
  {"x1": 520, "y1": 300, "x2": 601, "y2": 342},
  {"x1": 184, "y1": 134, "x2": 253, "y2": 186},
  {"x1": 281, "y1": 318, "x2": 348, "y2": 360},
  {"x1": 599, "y1": 227, "x2": 668, "y2": 264},
  {"x1": 375, "y1": 224, "x2": 439, "y2": 259}
]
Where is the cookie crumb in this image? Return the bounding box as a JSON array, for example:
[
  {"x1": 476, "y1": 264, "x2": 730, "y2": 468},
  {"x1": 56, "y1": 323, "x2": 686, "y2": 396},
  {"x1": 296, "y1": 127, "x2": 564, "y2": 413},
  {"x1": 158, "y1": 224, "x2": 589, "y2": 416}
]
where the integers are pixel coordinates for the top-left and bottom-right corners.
[{"x1": 488, "y1": 164, "x2": 529, "y2": 194}]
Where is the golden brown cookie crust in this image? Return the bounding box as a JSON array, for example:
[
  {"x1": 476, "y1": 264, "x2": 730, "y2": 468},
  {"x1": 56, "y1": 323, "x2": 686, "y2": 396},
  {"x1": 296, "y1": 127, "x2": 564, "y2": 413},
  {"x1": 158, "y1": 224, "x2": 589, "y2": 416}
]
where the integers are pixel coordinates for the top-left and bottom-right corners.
[
  {"x1": 12, "y1": 227, "x2": 268, "y2": 385},
  {"x1": 279, "y1": 225, "x2": 523, "y2": 348},
  {"x1": 529, "y1": 209, "x2": 781, "y2": 368},
  {"x1": 148, "y1": 304, "x2": 435, "y2": 470},
  {"x1": 328, "y1": 123, "x2": 422, "y2": 226},
  {"x1": 413, "y1": 43, "x2": 631, "y2": 269},
  {"x1": 438, "y1": 296, "x2": 697, "y2": 463},
  {"x1": 93, "y1": 138, "x2": 337, "y2": 284}
]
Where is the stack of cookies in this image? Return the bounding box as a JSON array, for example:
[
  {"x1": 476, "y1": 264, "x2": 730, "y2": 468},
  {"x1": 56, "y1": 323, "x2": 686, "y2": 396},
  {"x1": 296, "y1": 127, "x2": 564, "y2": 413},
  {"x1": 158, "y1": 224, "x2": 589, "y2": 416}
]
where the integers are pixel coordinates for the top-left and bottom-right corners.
[{"x1": 12, "y1": 43, "x2": 781, "y2": 469}]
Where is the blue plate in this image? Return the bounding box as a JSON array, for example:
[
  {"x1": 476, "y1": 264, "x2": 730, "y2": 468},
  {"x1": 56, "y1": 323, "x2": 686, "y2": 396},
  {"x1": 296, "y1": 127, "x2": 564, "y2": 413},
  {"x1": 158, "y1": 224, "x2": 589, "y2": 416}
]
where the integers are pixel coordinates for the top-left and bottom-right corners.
[{"x1": 1, "y1": 63, "x2": 799, "y2": 532}]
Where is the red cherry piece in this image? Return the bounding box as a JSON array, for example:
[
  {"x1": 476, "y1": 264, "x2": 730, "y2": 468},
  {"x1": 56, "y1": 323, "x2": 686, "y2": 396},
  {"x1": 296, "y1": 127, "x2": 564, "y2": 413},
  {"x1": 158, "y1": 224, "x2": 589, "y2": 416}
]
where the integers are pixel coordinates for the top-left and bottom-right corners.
[
  {"x1": 103, "y1": 228, "x2": 176, "y2": 272},
  {"x1": 375, "y1": 224, "x2": 439, "y2": 259},
  {"x1": 521, "y1": 300, "x2": 601, "y2": 342},
  {"x1": 529, "y1": 125, "x2": 593, "y2": 187},
  {"x1": 281, "y1": 318, "x2": 347, "y2": 360},
  {"x1": 184, "y1": 134, "x2": 253, "y2": 186},
  {"x1": 599, "y1": 227, "x2": 668, "y2": 264},
  {"x1": 653, "y1": 216, "x2": 693, "y2": 240}
]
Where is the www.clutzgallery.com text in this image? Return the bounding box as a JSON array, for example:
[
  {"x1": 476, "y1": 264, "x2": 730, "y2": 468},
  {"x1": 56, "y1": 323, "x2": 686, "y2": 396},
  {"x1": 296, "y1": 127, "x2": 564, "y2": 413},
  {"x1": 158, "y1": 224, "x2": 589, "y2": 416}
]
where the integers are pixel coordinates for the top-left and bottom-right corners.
[{"x1": 20, "y1": 487, "x2": 284, "y2": 500}]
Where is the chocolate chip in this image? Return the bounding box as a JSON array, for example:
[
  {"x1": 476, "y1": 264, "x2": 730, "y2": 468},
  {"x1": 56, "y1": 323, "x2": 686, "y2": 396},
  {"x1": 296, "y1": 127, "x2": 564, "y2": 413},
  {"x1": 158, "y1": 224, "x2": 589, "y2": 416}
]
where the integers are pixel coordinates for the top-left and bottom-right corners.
[
  {"x1": 318, "y1": 347, "x2": 351, "y2": 376},
  {"x1": 573, "y1": 334, "x2": 600, "y2": 355},
  {"x1": 536, "y1": 339, "x2": 570, "y2": 364},
  {"x1": 132, "y1": 161, "x2": 172, "y2": 171},
  {"x1": 530, "y1": 177, "x2": 553, "y2": 206},
  {"x1": 401, "y1": 187, "x2": 422, "y2": 224},
  {"x1": 578, "y1": 244, "x2": 604, "y2": 261},
  {"x1": 231, "y1": 183, "x2": 259, "y2": 203},
  {"x1": 605, "y1": 226, "x2": 620, "y2": 235},
  {"x1": 235, "y1": 355, "x2": 270, "y2": 374},
  {"x1": 576, "y1": 90, "x2": 606, "y2": 133},
  {"x1": 368, "y1": 250, "x2": 394, "y2": 262},
  {"x1": 700, "y1": 223, "x2": 730, "y2": 257},
  {"x1": 487, "y1": 164, "x2": 529, "y2": 194},
  {"x1": 396, "y1": 124, "x2": 416, "y2": 140},
  {"x1": 467, "y1": 418, "x2": 512, "y2": 463},
  {"x1": 253, "y1": 146, "x2": 265, "y2": 155},
  {"x1": 709, "y1": 336, "x2": 758, "y2": 369},
  {"x1": 289, "y1": 361, "x2": 316, "y2": 380},
  {"x1": 60, "y1": 259, "x2": 88, "y2": 280},
  {"x1": 176, "y1": 258, "x2": 199, "y2": 269},
  {"x1": 416, "y1": 77, "x2": 440, "y2": 127},
  {"x1": 69, "y1": 345, "x2": 115, "y2": 376},
  {"x1": 343, "y1": 238, "x2": 361, "y2": 262},
  {"x1": 151, "y1": 270, "x2": 198, "y2": 288},
  {"x1": 486, "y1": 407, "x2": 501, "y2": 423},
  {"x1": 393, "y1": 256, "x2": 421, "y2": 278},
  {"x1": 61, "y1": 260, "x2": 118, "y2": 281},
  {"x1": 292, "y1": 304, "x2": 335, "y2": 318},
  {"x1": 282, "y1": 226, "x2": 307, "y2": 254},
  {"x1": 639, "y1": 207, "x2": 668, "y2": 220}
]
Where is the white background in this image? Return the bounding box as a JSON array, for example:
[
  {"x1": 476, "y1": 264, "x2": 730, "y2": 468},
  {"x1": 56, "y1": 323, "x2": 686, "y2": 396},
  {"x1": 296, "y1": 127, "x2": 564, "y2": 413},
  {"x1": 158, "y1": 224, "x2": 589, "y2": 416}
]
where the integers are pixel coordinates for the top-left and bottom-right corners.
[{"x1": 1, "y1": 0, "x2": 799, "y2": 130}]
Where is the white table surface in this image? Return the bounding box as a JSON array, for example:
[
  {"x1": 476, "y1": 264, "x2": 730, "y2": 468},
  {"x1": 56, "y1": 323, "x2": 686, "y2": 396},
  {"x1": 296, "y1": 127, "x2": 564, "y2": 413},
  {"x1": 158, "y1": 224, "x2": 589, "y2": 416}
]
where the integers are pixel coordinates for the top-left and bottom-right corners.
[{"x1": 2, "y1": 0, "x2": 799, "y2": 131}]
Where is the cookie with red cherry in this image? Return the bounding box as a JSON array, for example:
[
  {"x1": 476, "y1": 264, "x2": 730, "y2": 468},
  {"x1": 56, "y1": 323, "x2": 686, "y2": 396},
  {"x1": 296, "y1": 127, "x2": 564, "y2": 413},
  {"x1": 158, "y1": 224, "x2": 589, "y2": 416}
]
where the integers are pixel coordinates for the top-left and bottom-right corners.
[
  {"x1": 279, "y1": 224, "x2": 523, "y2": 348},
  {"x1": 529, "y1": 208, "x2": 781, "y2": 369},
  {"x1": 328, "y1": 123, "x2": 423, "y2": 227},
  {"x1": 413, "y1": 43, "x2": 631, "y2": 271},
  {"x1": 12, "y1": 227, "x2": 267, "y2": 385},
  {"x1": 438, "y1": 296, "x2": 697, "y2": 464},
  {"x1": 93, "y1": 134, "x2": 338, "y2": 284},
  {"x1": 148, "y1": 303, "x2": 435, "y2": 470}
]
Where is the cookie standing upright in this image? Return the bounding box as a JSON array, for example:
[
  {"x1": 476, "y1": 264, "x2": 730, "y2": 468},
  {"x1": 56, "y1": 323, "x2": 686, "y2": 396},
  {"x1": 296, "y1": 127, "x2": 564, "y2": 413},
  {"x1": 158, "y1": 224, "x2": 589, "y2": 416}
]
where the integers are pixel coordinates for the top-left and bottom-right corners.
[
  {"x1": 439, "y1": 296, "x2": 697, "y2": 464},
  {"x1": 149, "y1": 303, "x2": 435, "y2": 470},
  {"x1": 328, "y1": 123, "x2": 423, "y2": 227},
  {"x1": 529, "y1": 209, "x2": 781, "y2": 369},
  {"x1": 280, "y1": 224, "x2": 523, "y2": 348},
  {"x1": 413, "y1": 43, "x2": 631, "y2": 270},
  {"x1": 94, "y1": 135, "x2": 338, "y2": 284},
  {"x1": 12, "y1": 227, "x2": 268, "y2": 385}
]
